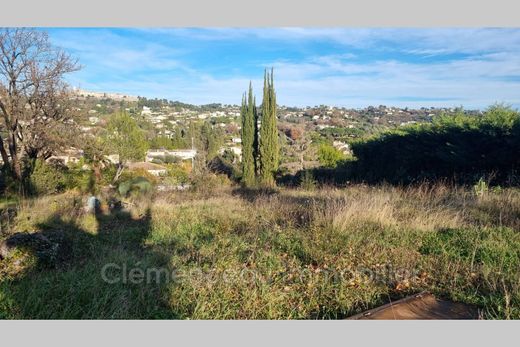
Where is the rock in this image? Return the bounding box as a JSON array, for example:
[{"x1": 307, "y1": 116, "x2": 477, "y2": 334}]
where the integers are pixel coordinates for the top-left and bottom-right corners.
[
  {"x1": 86, "y1": 196, "x2": 100, "y2": 214},
  {"x1": 0, "y1": 232, "x2": 50, "y2": 259},
  {"x1": 107, "y1": 197, "x2": 122, "y2": 212},
  {"x1": 0, "y1": 230, "x2": 69, "y2": 265}
]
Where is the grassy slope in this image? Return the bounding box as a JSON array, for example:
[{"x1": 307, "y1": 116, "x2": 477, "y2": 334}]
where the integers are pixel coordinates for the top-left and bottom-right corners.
[{"x1": 0, "y1": 185, "x2": 519, "y2": 319}]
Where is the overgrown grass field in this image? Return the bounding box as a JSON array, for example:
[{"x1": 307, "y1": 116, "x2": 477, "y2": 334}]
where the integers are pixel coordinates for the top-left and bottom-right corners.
[{"x1": 0, "y1": 184, "x2": 519, "y2": 319}]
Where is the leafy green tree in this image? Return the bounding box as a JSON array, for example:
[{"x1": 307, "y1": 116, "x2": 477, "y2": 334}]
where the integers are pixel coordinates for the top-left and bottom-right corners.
[
  {"x1": 30, "y1": 159, "x2": 68, "y2": 195},
  {"x1": 170, "y1": 128, "x2": 191, "y2": 149},
  {"x1": 241, "y1": 82, "x2": 257, "y2": 186},
  {"x1": 150, "y1": 136, "x2": 175, "y2": 150},
  {"x1": 192, "y1": 121, "x2": 224, "y2": 176},
  {"x1": 105, "y1": 112, "x2": 148, "y2": 183},
  {"x1": 258, "y1": 68, "x2": 279, "y2": 186},
  {"x1": 197, "y1": 121, "x2": 222, "y2": 161}
]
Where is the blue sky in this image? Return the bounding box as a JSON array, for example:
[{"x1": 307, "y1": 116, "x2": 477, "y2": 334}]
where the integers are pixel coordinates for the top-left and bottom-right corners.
[{"x1": 47, "y1": 28, "x2": 520, "y2": 109}]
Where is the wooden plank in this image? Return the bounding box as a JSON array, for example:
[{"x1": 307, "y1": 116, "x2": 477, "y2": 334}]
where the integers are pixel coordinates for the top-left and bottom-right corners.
[{"x1": 348, "y1": 292, "x2": 480, "y2": 320}]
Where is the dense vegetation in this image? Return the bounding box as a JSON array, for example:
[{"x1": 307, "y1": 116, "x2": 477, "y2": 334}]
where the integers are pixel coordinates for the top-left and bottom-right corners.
[{"x1": 348, "y1": 106, "x2": 520, "y2": 185}]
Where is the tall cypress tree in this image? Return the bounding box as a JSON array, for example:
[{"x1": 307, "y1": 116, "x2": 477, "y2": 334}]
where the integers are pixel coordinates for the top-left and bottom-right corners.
[
  {"x1": 253, "y1": 94, "x2": 259, "y2": 175},
  {"x1": 259, "y1": 68, "x2": 279, "y2": 186},
  {"x1": 241, "y1": 82, "x2": 256, "y2": 186}
]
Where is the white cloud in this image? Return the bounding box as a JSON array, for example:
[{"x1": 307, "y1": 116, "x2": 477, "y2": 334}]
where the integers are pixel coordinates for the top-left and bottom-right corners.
[{"x1": 50, "y1": 28, "x2": 520, "y2": 108}]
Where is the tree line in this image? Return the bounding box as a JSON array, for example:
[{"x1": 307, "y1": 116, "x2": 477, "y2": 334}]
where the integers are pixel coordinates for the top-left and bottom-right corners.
[
  {"x1": 349, "y1": 105, "x2": 520, "y2": 185},
  {"x1": 302, "y1": 105, "x2": 520, "y2": 186}
]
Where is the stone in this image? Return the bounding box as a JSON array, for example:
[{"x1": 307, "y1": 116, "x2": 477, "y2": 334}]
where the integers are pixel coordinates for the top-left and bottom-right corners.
[
  {"x1": 86, "y1": 196, "x2": 100, "y2": 213},
  {"x1": 0, "y1": 230, "x2": 69, "y2": 265}
]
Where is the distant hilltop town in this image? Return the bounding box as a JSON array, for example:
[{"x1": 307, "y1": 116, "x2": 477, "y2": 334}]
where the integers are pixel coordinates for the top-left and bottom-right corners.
[
  {"x1": 72, "y1": 88, "x2": 139, "y2": 102},
  {"x1": 46, "y1": 91, "x2": 482, "y2": 179}
]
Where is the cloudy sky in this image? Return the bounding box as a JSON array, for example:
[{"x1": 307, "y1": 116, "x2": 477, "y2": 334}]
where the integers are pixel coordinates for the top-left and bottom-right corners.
[{"x1": 47, "y1": 28, "x2": 520, "y2": 109}]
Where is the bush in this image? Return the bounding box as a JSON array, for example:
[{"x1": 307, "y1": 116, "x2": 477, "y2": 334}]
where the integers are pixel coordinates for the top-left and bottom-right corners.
[
  {"x1": 118, "y1": 176, "x2": 153, "y2": 198},
  {"x1": 150, "y1": 158, "x2": 164, "y2": 164},
  {"x1": 299, "y1": 170, "x2": 317, "y2": 190},
  {"x1": 164, "y1": 154, "x2": 182, "y2": 164},
  {"x1": 120, "y1": 168, "x2": 158, "y2": 185},
  {"x1": 30, "y1": 160, "x2": 68, "y2": 195},
  {"x1": 208, "y1": 154, "x2": 241, "y2": 182},
  {"x1": 97, "y1": 164, "x2": 115, "y2": 185},
  {"x1": 166, "y1": 164, "x2": 190, "y2": 185},
  {"x1": 317, "y1": 144, "x2": 346, "y2": 168},
  {"x1": 474, "y1": 177, "x2": 489, "y2": 197},
  {"x1": 191, "y1": 173, "x2": 231, "y2": 194}
]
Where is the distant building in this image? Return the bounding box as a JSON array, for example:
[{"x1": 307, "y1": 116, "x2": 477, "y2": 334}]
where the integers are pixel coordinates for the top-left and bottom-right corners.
[
  {"x1": 74, "y1": 89, "x2": 138, "y2": 102},
  {"x1": 105, "y1": 154, "x2": 120, "y2": 164},
  {"x1": 47, "y1": 148, "x2": 84, "y2": 165},
  {"x1": 145, "y1": 149, "x2": 197, "y2": 162},
  {"x1": 219, "y1": 146, "x2": 242, "y2": 161},
  {"x1": 128, "y1": 162, "x2": 167, "y2": 176},
  {"x1": 141, "y1": 106, "x2": 152, "y2": 116}
]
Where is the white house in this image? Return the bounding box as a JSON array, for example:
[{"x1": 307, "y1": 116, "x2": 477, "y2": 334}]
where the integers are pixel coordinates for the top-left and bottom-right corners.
[
  {"x1": 141, "y1": 106, "x2": 152, "y2": 116},
  {"x1": 218, "y1": 146, "x2": 242, "y2": 161},
  {"x1": 47, "y1": 148, "x2": 84, "y2": 165},
  {"x1": 145, "y1": 149, "x2": 197, "y2": 162},
  {"x1": 105, "y1": 154, "x2": 120, "y2": 164},
  {"x1": 229, "y1": 146, "x2": 242, "y2": 158}
]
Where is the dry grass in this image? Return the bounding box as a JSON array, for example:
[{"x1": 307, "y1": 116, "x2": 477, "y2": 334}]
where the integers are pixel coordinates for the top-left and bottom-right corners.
[{"x1": 1, "y1": 183, "x2": 519, "y2": 319}]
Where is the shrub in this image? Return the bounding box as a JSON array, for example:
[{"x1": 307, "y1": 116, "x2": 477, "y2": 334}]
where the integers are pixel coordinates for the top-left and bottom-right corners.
[
  {"x1": 30, "y1": 160, "x2": 68, "y2": 195},
  {"x1": 208, "y1": 154, "x2": 241, "y2": 182},
  {"x1": 164, "y1": 154, "x2": 182, "y2": 164},
  {"x1": 66, "y1": 169, "x2": 93, "y2": 194},
  {"x1": 318, "y1": 144, "x2": 346, "y2": 168},
  {"x1": 120, "y1": 168, "x2": 158, "y2": 185},
  {"x1": 299, "y1": 170, "x2": 317, "y2": 190},
  {"x1": 191, "y1": 173, "x2": 231, "y2": 194},
  {"x1": 118, "y1": 176, "x2": 153, "y2": 198},
  {"x1": 151, "y1": 158, "x2": 164, "y2": 164},
  {"x1": 100, "y1": 165, "x2": 117, "y2": 186},
  {"x1": 474, "y1": 177, "x2": 489, "y2": 197},
  {"x1": 165, "y1": 164, "x2": 189, "y2": 185}
]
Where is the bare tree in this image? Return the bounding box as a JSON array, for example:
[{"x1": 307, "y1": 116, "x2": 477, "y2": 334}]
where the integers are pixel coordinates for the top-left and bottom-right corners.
[{"x1": 0, "y1": 28, "x2": 79, "y2": 187}]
